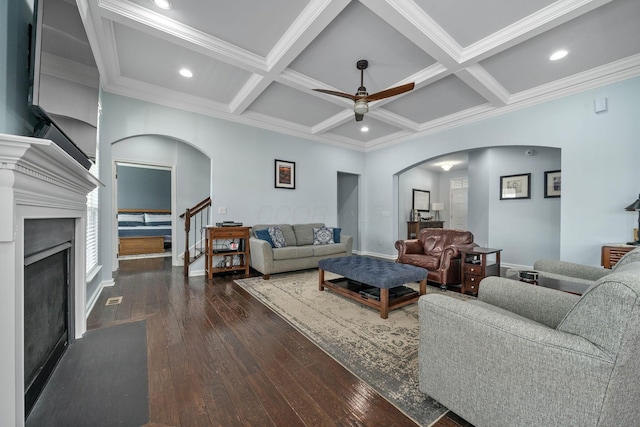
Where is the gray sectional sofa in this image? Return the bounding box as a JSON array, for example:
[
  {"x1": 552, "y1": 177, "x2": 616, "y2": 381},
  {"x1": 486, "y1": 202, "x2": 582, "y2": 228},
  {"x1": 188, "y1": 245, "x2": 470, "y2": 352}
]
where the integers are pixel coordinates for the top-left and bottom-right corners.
[
  {"x1": 506, "y1": 247, "x2": 640, "y2": 285},
  {"x1": 249, "y1": 223, "x2": 352, "y2": 279},
  {"x1": 418, "y1": 253, "x2": 640, "y2": 427}
]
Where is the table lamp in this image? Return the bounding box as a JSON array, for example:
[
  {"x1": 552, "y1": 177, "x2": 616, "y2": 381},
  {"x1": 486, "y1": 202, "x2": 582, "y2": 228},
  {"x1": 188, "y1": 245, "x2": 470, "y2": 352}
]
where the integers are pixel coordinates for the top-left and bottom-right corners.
[
  {"x1": 625, "y1": 193, "x2": 640, "y2": 245},
  {"x1": 431, "y1": 202, "x2": 444, "y2": 221}
]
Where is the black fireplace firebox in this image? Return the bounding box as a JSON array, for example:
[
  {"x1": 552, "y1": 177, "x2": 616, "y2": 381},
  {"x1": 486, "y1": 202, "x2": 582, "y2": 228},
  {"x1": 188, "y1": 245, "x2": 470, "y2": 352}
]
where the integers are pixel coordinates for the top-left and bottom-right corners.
[{"x1": 23, "y1": 219, "x2": 76, "y2": 417}]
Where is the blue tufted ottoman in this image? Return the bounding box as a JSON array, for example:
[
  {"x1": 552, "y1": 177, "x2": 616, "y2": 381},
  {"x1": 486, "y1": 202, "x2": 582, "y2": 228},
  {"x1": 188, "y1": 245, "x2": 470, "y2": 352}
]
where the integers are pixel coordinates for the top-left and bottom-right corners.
[{"x1": 318, "y1": 256, "x2": 428, "y2": 318}]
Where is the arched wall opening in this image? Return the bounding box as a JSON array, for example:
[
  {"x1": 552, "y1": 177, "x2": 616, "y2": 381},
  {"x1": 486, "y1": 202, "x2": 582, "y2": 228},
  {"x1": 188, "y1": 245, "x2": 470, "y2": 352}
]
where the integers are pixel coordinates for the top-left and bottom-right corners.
[
  {"x1": 110, "y1": 134, "x2": 212, "y2": 269},
  {"x1": 395, "y1": 145, "x2": 561, "y2": 267}
]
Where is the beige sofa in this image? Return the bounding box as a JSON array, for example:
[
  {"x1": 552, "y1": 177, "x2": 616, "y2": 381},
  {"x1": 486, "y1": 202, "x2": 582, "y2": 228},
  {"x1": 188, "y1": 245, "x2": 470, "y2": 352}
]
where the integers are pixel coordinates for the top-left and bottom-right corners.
[{"x1": 249, "y1": 223, "x2": 352, "y2": 279}]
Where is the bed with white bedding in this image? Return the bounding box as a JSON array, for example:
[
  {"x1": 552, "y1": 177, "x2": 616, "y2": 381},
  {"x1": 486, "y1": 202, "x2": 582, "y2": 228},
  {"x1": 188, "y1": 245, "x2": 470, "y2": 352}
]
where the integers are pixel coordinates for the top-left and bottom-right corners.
[{"x1": 118, "y1": 211, "x2": 172, "y2": 255}]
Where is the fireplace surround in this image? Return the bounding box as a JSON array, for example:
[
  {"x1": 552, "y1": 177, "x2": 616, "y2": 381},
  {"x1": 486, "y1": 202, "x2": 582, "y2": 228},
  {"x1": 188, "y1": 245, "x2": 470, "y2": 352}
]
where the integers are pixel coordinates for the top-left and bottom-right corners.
[{"x1": 0, "y1": 134, "x2": 100, "y2": 426}]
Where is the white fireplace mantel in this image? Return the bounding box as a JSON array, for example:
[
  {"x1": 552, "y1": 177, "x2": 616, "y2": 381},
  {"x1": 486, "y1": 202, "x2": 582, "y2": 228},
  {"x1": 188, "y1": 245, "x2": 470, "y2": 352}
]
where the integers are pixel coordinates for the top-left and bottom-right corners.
[{"x1": 0, "y1": 133, "x2": 101, "y2": 427}]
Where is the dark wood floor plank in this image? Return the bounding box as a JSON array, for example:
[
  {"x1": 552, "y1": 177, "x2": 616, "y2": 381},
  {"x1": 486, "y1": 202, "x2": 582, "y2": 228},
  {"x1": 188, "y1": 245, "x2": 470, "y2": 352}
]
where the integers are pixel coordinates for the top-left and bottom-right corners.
[
  {"x1": 146, "y1": 314, "x2": 182, "y2": 427},
  {"x1": 87, "y1": 258, "x2": 468, "y2": 427},
  {"x1": 166, "y1": 342, "x2": 212, "y2": 427}
]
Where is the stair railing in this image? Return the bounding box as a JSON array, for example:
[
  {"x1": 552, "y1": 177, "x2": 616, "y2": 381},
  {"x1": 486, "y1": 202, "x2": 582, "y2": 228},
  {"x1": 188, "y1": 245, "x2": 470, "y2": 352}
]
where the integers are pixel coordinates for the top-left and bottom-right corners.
[{"x1": 180, "y1": 197, "x2": 211, "y2": 276}]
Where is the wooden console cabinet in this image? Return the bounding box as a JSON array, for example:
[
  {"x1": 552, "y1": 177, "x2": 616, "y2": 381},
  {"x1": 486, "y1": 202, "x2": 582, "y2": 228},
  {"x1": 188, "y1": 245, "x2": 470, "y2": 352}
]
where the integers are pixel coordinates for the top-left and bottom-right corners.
[
  {"x1": 407, "y1": 221, "x2": 444, "y2": 239},
  {"x1": 119, "y1": 236, "x2": 164, "y2": 256},
  {"x1": 460, "y1": 247, "x2": 502, "y2": 295},
  {"x1": 205, "y1": 226, "x2": 251, "y2": 279},
  {"x1": 601, "y1": 244, "x2": 635, "y2": 269}
]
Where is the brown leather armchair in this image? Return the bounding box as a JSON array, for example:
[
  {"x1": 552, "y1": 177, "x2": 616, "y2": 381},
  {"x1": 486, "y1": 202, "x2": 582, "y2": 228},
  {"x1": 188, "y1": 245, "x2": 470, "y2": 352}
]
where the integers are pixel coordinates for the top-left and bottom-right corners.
[{"x1": 395, "y1": 229, "x2": 476, "y2": 289}]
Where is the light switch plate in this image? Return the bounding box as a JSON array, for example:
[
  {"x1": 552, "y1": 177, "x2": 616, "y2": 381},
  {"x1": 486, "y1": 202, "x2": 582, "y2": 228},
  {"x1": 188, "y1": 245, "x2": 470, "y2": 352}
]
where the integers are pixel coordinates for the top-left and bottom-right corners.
[{"x1": 595, "y1": 97, "x2": 607, "y2": 113}]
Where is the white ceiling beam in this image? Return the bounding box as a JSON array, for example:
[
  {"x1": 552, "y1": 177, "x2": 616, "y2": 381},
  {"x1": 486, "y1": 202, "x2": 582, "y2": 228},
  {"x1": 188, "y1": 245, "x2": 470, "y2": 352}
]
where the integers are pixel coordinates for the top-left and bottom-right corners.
[
  {"x1": 360, "y1": 0, "x2": 464, "y2": 70},
  {"x1": 226, "y1": 0, "x2": 351, "y2": 116},
  {"x1": 367, "y1": 109, "x2": 420, "y2": 132},
  {"x1": 459, "y1": 0, "x2": 614, "y2": 64},
  {"x1": 310, "y1": 110, "x2": 353, "y2": 134},
  {"x1": 455, "y1": 65, "x2": 510, "y2": 106}
]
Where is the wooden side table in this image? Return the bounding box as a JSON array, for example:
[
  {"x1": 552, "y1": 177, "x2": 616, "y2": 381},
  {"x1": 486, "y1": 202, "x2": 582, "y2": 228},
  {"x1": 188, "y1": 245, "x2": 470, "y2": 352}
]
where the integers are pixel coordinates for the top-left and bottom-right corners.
[
  {"x1": 460, "y1": 247, "x2": 502, "y2": 295},
  {"x1": 601, "y1": 244, "x2": 636, "y2": 269},
  {"x1": 407, "y1": 221, "x2": 444, "y2": 239},
  {"x1": 205, "y1": 226, "x2": 251, "y2": 279}
]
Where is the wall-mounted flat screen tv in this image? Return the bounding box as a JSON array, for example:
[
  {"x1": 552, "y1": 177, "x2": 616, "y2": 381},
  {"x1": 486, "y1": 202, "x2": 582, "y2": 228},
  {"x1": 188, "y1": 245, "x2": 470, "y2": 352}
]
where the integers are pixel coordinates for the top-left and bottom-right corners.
[{"x1": 29, "y1": 0, "x2": 99, "y2": 170}]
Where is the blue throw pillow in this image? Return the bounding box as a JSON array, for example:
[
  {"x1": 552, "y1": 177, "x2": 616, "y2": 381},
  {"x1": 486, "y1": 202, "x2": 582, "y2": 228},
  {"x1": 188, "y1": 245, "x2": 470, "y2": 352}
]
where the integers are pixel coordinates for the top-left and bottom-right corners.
[
  {"x1": 255, "y1": 229, "x2": 275, "y2": 248},
  {"x1": 333, "y1": 227, "x2": 341, "y2": 243}
]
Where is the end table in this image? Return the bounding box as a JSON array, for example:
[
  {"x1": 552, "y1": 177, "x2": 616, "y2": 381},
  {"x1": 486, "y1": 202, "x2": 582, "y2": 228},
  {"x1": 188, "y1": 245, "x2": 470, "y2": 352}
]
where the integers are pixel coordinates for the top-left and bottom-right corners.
[{"x1": 460, "y1": 247, "x2": 502, "y2": 295}]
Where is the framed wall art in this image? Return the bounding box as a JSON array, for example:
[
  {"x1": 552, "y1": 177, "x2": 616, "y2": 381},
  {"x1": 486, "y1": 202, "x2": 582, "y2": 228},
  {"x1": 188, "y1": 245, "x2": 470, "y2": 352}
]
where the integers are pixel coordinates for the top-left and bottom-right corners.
[
  {"x1": 544, "y1": 170, "x2": 561, "y2": 198},
  {"x1": 274, "y1": 159, "x2": 295, "y2": 189},
  {"x1": 412, "y1": 188, "x2": 430, "y2": 212},
  {"x1": 500, "y1": 173, "x2": 531, "y2": 200}
]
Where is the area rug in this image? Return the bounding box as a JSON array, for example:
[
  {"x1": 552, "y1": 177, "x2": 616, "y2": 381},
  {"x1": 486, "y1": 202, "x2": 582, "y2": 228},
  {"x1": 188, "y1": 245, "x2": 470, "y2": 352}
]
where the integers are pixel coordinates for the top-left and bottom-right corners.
[
  {"x1": 235, "y1": 270, "x2": 472, "y2": 426},
  {"x1": 26, "y1": 321, "x2": 149, "y2": 427}
]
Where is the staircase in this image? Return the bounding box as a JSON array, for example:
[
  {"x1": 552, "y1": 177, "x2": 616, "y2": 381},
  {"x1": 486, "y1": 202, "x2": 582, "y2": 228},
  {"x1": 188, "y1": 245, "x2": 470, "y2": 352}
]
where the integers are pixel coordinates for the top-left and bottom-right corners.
[{"x1": 180, "y1": 197, "x2": 211, "y2": 276}]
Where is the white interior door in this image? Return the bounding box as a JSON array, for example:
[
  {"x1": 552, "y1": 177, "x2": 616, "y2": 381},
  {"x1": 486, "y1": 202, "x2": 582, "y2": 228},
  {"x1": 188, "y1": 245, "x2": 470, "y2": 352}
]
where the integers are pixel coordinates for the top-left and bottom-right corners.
[{"x1": 450, "y1": 186, "x2": 468, "y2": 230}]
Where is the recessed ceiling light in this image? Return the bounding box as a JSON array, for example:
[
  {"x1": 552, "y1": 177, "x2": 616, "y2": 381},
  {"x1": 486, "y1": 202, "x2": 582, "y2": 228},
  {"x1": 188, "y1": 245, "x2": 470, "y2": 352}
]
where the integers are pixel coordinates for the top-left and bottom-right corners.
[
  {"x1": 549, "y1": 50, "x2": 568, "y2": 61},
  {"x1": 179, "y1": 68, "x2": 193, "y2": 78},
  {"x1": 360, "y1": 126, "x2": 369, "y2": 132},
  {"x1": 152, "y1": 0, "x2": 172, "y2": 10}
]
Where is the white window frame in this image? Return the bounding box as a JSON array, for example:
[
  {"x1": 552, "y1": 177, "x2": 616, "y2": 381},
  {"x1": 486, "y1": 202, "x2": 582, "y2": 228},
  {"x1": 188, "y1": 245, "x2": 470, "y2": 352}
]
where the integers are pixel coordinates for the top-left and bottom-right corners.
[{"x1": 86, "y1": 161, "x2": 99, "y2": 279}]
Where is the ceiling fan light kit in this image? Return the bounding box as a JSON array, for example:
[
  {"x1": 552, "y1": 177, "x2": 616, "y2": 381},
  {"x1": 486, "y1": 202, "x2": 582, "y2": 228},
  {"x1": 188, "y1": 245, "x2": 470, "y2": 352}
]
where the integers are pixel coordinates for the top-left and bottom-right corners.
[
  {"x1": 354, "y1": 99, "x2": 369, "y2": 115},
  {"x1": 313, "y1": 59, "x2": 415, "y2": 122}
]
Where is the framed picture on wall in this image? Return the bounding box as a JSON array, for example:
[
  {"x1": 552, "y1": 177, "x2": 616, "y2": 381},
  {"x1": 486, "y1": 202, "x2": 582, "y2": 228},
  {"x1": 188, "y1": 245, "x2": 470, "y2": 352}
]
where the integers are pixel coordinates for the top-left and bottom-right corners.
[
  {"x1": 275, "y1": 159, "x2": 295, "y2": 189},
  {"x1": 412, "y1": 188, "x2": 430, "y2": 212},
  {"x1": 544, "y1": 170, "x2": 561, "y2": 198},
  {"x1": 500, "y1": 173, "x2": 531, "y2": 200}
]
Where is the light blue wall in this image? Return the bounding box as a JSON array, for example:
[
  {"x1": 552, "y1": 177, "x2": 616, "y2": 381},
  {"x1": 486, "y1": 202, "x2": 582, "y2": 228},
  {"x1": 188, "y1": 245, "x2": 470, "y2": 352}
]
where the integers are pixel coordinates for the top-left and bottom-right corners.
[
  {"x1": 468, "y1": 150, "x2": 491, "y2": 246},
  {"x1": 99, "y1": 92, "x2": 365, "y2": 280},
  {"x1": 472, "y1": 146, "x2": 561, "y2": 264},
  {"x1": 117, "y1": 165, "x2": 171, "y2": 210},
  {"x1": 367, "y1": 76, "x2": 640, "y2": 266}
]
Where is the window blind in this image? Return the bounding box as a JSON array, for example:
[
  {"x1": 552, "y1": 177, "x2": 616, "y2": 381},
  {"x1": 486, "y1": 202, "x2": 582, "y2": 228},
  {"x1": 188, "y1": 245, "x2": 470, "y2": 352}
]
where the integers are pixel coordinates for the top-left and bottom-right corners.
[{"x1": 86, "y1": 161, "x2": 99, "y2": 275}]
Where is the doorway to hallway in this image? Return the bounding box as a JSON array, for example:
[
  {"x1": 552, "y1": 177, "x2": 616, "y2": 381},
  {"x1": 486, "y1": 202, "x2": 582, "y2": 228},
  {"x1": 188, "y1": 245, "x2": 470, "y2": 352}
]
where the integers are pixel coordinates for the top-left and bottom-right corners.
[
  {"x1": 337, "y1": 172, "x2": 359, "y2": 253},
  {"x1": 449, "y1": 177, "x2": 468, "y2": 230}
]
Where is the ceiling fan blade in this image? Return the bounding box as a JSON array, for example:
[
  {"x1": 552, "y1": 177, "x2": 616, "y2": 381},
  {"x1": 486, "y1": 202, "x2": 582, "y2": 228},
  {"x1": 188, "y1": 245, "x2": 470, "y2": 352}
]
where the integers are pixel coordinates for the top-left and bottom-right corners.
[
  {"x1": 312, "y1": 89, "x2": 358, "y2": 101},
  {"x1": 365, "y1": 82, "x2": 415, "y2": 101},
  {"x1": 355, "y1": 113, "x2": 364, "y2": 122}
]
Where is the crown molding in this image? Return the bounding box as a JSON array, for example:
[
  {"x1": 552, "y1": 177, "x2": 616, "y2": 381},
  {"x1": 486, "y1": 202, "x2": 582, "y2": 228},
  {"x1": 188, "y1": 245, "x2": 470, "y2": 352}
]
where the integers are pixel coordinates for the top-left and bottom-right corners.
[{"x1": 97, "y1": 0, "x2": 267, "y2": 72}]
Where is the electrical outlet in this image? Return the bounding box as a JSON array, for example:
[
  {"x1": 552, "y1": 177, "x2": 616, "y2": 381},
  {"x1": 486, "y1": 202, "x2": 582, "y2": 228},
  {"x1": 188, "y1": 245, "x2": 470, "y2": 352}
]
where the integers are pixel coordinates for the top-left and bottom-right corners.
[{"x1": 218, "y1": 206, "x2": 227, "y2": 214}]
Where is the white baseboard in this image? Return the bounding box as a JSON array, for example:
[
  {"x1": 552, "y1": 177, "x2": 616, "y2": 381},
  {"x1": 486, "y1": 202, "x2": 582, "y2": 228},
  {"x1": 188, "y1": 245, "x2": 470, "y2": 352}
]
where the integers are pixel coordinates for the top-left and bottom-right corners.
[
  {"x1": 357, "y1": 250, "x2": 396, "y2": 261},
  {"x1": 189, "y1": 269, "x2": 205, "y2": 277},
  {"x1": 85, "y1": 278, "x2": 115, "y2": 318},
  {"x1": 501, "y1": 262, "x2": 532, "y2": 271}
]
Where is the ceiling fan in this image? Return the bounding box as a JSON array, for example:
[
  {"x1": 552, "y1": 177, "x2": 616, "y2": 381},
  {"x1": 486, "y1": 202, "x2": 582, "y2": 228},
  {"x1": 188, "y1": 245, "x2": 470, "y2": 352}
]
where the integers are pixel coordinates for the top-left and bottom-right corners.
[{"x1": 313, "y1": 59, "x2": 415, "y2": 122}]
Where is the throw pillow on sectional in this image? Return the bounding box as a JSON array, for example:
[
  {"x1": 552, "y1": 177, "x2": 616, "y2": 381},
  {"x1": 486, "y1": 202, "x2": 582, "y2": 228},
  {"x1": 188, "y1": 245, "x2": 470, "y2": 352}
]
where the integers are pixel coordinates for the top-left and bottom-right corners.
[
  {"x1": 313, "y1": 227, "x2": 335, "y2": 245},
  {"x1": 255, "y1": 229, "x2": 275, "y2": 248},
  {"x1": 268, "y1": 226, "x2": 287, "y2": 248}
]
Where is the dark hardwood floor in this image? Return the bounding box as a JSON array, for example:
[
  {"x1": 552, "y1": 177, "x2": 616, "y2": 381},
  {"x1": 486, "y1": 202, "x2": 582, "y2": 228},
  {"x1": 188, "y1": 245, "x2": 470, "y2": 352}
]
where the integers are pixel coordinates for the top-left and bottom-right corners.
[{"x1": 87, "y1": 257, "x2": 472, "y2": 427}]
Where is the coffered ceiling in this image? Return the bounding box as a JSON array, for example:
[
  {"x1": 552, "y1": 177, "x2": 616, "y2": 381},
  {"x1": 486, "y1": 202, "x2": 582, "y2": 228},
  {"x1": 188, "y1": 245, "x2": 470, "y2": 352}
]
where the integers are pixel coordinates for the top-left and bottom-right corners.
[{"x1": 76, "y1": 0, "x2": 640, "y2": 151}]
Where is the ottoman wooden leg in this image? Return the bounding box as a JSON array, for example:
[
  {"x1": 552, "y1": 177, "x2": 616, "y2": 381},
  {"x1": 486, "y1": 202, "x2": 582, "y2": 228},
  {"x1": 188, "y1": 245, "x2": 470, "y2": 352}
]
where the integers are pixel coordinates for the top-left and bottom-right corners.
[
  {"x1": 380, "y1": 288, "x2": 389, "y2": 319},
  {"x1": 419, "y1": 278, "x2": 427, "y2": 295},
  {"x1": 318, "y1": 269, "x2": 325, "y2": 291}
]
